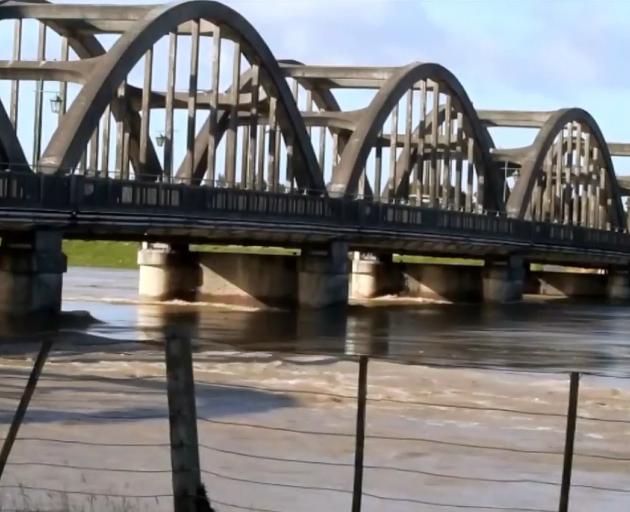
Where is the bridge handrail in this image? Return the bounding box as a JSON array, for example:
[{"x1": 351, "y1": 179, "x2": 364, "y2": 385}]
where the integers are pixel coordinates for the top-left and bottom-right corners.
[{"x1": 0, "y1": 170, "x2": 628, "y2": 254}]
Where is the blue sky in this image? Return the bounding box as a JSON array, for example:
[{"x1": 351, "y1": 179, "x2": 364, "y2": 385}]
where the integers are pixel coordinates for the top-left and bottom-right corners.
[
  {"x1": 4, "y1": 0, "x2": 630, "y2": 174},
  {"x1": 227, "y1": 0, "x2": 630, "y2": 171}
]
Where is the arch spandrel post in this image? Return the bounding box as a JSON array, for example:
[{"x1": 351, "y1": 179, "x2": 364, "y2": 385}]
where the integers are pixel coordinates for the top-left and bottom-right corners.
[{"x1": 174, "y1": 59, "x2": 345, "y2": 186}]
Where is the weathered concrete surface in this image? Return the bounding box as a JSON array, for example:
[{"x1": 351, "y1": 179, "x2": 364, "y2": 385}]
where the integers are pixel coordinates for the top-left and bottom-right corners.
[
  {"x1": 0, "y1": 232, "x2": 66, "y2": 315},
  {"x1": 137, "y1": 245, "x2": 201, "y2": 301},
  {"x1": 402, "y1": 263, "x2": 482, "y2": 302},
  {"x1": 482, "y1": 257, "x2": 524, "y2": 303},
  {"x1": 526, "y1": 271, "x2": 607, "y2": 298},
  {"x1": 139, "y1": 245, "x2": 346, "y2": 308},
  {"x1": 198, "y1": 253, "x2": 297, "y2": 307},
  {"x1": 298, "y1": 242, "x2": 349, "y2": 308},
  {"x1": 350, "y1": 254, "x2": 404, "y2": 299},
  {"x1": 607, "y1": 269, "x2": 630, "y2": 300}
]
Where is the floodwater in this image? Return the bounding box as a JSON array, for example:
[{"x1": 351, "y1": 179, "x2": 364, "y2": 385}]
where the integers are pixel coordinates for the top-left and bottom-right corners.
[{"x1": 1, "y1": 267, "x2": 630, "y2": 511}]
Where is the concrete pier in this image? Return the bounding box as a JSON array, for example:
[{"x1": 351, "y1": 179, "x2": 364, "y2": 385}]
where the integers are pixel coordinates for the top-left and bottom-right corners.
[
  {"x1": 137, "y1": 244, "x2": 201, "y2": 301},
  {"x1": 298, "y1": 242, "x2": 349, "y2": 308},
  {"x1": 139, "y1": 243, "x2": 350, "y2": 308},
  {"x1": 607, "y1": 269, "x2": 630, "y2": 300},
  {"x1": 350, "y1": 254, "x2": 403, "y2": 299},
  {"x1": 0, "y1": 232, "x2": 66, "y2": 315},
  {"x1": 482, "y1": 257, "x2": 525, "y2": 303},
  {"x1": 139, "y1": 245, "x2": 630, "y2": 307}
]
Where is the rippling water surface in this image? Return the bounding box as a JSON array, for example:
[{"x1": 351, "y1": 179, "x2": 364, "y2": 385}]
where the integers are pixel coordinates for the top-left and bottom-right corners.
[
  {"x1": 3, "y1": 267, "x2": 630, "y2": 512},
  {"x1": 59, "y1": 267, "x2": 630, "y2": 376}
]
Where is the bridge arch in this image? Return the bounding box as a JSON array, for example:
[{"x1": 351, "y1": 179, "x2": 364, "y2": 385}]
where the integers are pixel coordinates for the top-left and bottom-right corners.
[
  {"x1": 0, "y1": 101, "x2": 27, "y2": 172},
  {"x1": 506, "y1": 108, "x2": 626, "y2": 231},
  {"x1": 330, "y1": 62, "x2": 502, "y2": 212},
  {"x1": 38, "y1": 0, "x2": 325, "y2": 192}
]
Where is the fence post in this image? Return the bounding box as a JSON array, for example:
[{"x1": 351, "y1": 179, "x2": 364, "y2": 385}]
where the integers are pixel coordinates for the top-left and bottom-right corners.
[
  {"x1": 559, "y1": 372, "x2": 580, "y2": 512},
  {"x1": 165, "y1": 333, "x2": 201, "y2": 512},
  {"x1": 0, "y1": 339, "x2": 53, "y2": 480},
  {"x1": 352, "y1": 356, "x2": 369, "y2": 512}
]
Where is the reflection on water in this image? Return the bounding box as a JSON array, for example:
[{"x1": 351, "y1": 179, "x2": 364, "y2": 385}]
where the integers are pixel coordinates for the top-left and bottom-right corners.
[{"x1": 55, "y1": 268, "x2": 630, "y2": 376}]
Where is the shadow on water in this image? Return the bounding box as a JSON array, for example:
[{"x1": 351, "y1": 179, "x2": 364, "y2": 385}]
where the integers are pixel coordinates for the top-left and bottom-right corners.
[
  {"x1": 3, "y1": 293, "x2": 630, "y2": 375},
  {"x1": 0, "y1": 365, "x2": 297, "y2": 426},
  {"x1": 134, "y1": 299, "x2": 630, "y2": 374}
]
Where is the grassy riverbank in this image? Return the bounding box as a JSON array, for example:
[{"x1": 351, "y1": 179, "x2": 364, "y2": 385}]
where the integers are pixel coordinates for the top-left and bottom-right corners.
[
  {"x1": 62, "y1": 241, "x2": 299, "y2": 269},
  {"x1": 63, "y1": 240, "x2": 482, "y2": 269},
  {"x1": 63, "y1": 241, "x2": 138, "y2": 269}
]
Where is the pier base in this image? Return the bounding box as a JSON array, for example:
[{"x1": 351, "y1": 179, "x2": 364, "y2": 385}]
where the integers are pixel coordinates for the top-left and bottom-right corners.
[
  {"x1": 0, "y1": 232, "x2": 66, "y2": 315},
  {"x1": 138, "y1": 244, "x2": 201, "y2": 301},
  {"x1": 298, "y1": 242, "x2": 349, "y2": 308},
  {"x1": 482, "y1": 257, "x2": 524, "y2": 303},
  {"x1": 607, "y1": 269, "x2": 630, "y2": 300},
  {"x1": 350, "y1": 253, "x2": 403, "y2": 299}
]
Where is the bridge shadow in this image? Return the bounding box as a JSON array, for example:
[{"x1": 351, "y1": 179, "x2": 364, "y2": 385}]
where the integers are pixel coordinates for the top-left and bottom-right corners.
[
  {"x1": 1, "y1": 296, "x2": 624, "y2": 409},
  {"x1": 0, "y1": 363, "x2": 297, "y2": 427}
]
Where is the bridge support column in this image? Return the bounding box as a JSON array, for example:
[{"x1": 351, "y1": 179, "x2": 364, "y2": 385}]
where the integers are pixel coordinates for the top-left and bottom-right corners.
[
  {"x1": 350, "y1": 253, "x2": 403, "y2": 299},
  {"x1": 298, "y1": 242, "x2": 349, "y2": 308},
  {"x1": 138, "y1": 244, "x2": 201, "y2": 301},
  {"x1": 607, "y1": 269, "x2": 630, "y2": 300},
  {"x1": 0, "y1": 232, "x2": 66, "y2": 316},
  {"x1": 482, "y1": 256, "x2": 524, "y2": 303}
]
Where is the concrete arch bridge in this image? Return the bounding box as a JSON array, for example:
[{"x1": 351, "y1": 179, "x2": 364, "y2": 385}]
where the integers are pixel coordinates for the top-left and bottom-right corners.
[{"x1": 0, "y1": 0, "x2": 629, "y2": 313}]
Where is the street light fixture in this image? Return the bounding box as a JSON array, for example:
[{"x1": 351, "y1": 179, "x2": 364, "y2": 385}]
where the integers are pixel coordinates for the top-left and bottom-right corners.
[
  {"x1": 156, "y1": 132, "x2": 166, "y2": 147},
  {"x1": 34, "y1": 88, "x2": 64, "y2": 114},
  {"x1": 49, "y1": 95, "x2": 62, "y2": 114}
]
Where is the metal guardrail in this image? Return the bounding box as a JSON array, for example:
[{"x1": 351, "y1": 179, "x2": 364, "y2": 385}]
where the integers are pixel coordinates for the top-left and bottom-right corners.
[{"x1": 0, "y1": 171, "x2": 629, "y2": 254}]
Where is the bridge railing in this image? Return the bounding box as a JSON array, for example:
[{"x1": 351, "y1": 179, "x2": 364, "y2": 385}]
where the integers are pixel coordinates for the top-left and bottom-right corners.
[{"x1": 0, "y1": 170, "x2": 629, "y2": 254}]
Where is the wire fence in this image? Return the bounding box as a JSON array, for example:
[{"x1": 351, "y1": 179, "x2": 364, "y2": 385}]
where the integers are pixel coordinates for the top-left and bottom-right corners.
[{"x1": 1, "y1": 347, "x2": 630, "y2": 512}]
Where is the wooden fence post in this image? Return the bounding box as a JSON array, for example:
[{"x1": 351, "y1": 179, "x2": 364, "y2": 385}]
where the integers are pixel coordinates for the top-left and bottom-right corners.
[
  {"x1": 352, "y1": 356, "x2": 369, "y2": 512},
  {"x1": 559, "y1": 372, "x2": 580, "y2": 512},
  {"x1": 165, "y1": 333, "x2": 201, "y2": 512}
]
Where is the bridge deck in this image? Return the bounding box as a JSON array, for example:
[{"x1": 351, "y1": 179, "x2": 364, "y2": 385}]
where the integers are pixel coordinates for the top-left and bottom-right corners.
[{"x1": 0, "y1": 173, "x2": 628, "y2": 267}]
